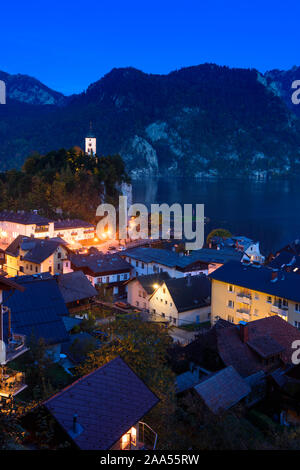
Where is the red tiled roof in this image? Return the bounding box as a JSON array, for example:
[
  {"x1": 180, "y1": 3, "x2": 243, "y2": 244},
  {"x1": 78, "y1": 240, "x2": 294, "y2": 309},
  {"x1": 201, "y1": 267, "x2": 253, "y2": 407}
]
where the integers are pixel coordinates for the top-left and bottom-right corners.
[
  {"x1": 218, "y1": 316, "x2": 300, "y2": 377},
  {"x1": 43, "y1": 357, "x2": 159, "y2": 450},
  {"x1": 185, "y1": 316, "x2": 300, "y2": 378}
]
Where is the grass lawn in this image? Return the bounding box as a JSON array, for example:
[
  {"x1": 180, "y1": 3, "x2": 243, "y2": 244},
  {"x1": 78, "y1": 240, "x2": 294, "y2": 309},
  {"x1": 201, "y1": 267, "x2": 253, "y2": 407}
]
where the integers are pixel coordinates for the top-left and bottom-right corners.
[{"x1": 10, "y1": 354, "x2": 74, "y2": 403}]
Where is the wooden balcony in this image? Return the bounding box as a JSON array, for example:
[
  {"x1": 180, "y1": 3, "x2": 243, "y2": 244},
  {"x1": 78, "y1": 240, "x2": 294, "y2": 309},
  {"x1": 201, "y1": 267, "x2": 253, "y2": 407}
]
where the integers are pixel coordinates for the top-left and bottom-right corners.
[{"x1": 0, "y1": 368, "x2": 27, "y2": 397}]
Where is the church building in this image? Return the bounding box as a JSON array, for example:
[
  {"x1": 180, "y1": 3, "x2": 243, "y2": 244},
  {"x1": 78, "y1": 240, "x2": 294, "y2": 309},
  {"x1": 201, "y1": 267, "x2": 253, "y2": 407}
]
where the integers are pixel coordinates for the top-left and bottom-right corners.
[{"x1": 85, "y1": 123, "x2": 97, "y2": 156}]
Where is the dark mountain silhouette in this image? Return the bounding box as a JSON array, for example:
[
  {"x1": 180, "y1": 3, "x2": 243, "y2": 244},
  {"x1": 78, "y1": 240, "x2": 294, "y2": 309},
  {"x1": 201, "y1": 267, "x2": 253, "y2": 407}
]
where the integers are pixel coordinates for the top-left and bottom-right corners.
[{"x1": 0, "y1": 64, "x2": 300, "y2": 177}]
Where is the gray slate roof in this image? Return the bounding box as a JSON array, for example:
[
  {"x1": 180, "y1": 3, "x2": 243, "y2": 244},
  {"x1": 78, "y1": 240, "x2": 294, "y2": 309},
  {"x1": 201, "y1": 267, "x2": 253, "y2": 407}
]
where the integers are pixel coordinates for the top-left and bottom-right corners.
[
  {"x1": 123, "y1": 247, "x2": 201, "y2": 269},
  {"x1": 2, "y1": 273, "x2": 69, "y2": 345},
  {"x1": 54, "y1": 219, "x2": 94, "y2": 230},
  {"x1": 56, "y1": 271, "x2": 97, "y2": 304},
  {"x1": 44, "y1": 357, "x2": 159, "y2": 450},
  {"x1": 209, "y1": 260, "x2": 300, "y2": 303},
  {"x1": 71, "y1": 253, "x2": 131, "y2": 276},
  {"x1": 163, "y1": 274, "x2": 211, "y2": 313},
  {"x1": 188, "y1": 248, "x2": 243, "y2": 264},
  {"x1": 194, "y1": 366, "x2": 251, "y2": 414},
  {"x1": 0, "y1": 210, "x2": 50, "y2": 226},
  {"x1": 130, "y1": 272, "x2": 171, "y2": 295},
  {"x1": 6, "y1": 235, "x2": 65, "y2": 264}
]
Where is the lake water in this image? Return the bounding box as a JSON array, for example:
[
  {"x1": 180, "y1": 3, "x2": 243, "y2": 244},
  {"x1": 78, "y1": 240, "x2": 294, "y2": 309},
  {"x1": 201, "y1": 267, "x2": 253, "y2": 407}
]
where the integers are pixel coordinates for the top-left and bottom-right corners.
[{"x1": 132, "y1": 177, "x2": 300, "y2": 256}]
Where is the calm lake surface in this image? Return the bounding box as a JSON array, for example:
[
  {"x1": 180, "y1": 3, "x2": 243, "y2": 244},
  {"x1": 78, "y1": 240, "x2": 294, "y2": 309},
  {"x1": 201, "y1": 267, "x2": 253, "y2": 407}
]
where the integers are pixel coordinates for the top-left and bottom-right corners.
[{"x1": 132, "y1": 177, "x2": 300, "y2": 256}]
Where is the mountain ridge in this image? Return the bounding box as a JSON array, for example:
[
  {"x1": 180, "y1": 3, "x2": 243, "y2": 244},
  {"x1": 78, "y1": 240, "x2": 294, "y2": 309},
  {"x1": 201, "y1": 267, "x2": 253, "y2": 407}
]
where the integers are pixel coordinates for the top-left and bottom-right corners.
[{"x1": 0, "y1": 63, "x2": 300, "y2": 177}]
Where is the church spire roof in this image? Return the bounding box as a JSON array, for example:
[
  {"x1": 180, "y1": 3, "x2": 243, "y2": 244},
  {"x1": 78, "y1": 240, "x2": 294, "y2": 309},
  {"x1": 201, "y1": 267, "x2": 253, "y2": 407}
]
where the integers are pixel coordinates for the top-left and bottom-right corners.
[{"x1": 86, "y1": 121, "x2": 95, "y2": 138}]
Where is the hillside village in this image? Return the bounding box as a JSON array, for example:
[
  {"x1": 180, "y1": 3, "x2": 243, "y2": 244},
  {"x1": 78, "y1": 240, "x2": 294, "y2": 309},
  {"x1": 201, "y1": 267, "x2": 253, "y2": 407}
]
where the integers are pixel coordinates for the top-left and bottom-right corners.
[{"x1": 2, "y1": 195, "x2": 300, "y2": 450}]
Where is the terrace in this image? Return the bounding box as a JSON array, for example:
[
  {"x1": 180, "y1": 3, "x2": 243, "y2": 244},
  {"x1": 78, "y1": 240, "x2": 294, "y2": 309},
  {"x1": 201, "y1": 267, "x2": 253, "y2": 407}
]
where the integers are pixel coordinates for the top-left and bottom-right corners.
[
  {"x1": 0, "y1": 367, "x2": 27, "y2": 398},
  {"x1": 5, "y1": 333, "x2": 28, "y2": 363}
]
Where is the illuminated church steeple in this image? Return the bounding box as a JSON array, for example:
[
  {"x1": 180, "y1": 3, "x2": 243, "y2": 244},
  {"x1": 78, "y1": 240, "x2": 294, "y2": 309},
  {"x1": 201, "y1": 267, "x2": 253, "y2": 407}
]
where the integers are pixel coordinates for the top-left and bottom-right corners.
[{"x1": 85, "y1": 122, "x2": 96, "y2": 156}]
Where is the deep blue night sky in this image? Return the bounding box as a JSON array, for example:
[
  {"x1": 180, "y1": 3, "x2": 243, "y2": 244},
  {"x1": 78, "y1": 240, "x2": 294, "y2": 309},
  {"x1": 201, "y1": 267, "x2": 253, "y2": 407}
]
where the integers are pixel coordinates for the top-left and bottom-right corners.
[{"x1": 1, "y1": 0, "x2": 299, "y2": 95}]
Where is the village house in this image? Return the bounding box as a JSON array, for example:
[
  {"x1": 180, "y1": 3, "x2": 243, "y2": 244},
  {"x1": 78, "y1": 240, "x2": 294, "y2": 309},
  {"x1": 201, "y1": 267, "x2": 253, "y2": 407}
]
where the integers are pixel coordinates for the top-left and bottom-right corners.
[
  {"x1": 2, "y1": 273, "x2": 69, "y2": 362},
  {"x1": 183, "y1": 316, "x2": 300, "y2": 423},
  {"x1": 121, "y1": 247, "x2": 210, "y2": 278},
  {"x1": 0, "y1": 210, "x2": 95, "y2": 245},
  {"x1": 209, "y1": 235, "x2": 265, "y2": 264},
  {"x1": 126, "y1": 272, "x2": 171, "y2": 312},
  {"x1": 149, "y1": 274, "x2": 211, "y2": 326},
  {"x1": 187, "y1": 247, "x2": 243, "y2": 274},
  {"x1": 68, "y1": 253, "x2": 132, "y2": 297},
  {"x1": 192, "y1": 366, "x2": 251, "y2": 415},
  {"x1": 30, "y1": 357, "x2": 159, "y2": 450},
  {"x1": 267, "y1": 239, "x2": 300, "y2": 273},
  {"x1": 4, "y1": 235, "x2": 69, "y2": 277},
  {"x1": 55, "y1": 270, "x2": 97, "y2": 310},
  {"x1": 184, "y1": 316, "x2": 300, "y2": 378},
  {"x1": 209, "y1": 260, "x2": 300, "y2": 327}
]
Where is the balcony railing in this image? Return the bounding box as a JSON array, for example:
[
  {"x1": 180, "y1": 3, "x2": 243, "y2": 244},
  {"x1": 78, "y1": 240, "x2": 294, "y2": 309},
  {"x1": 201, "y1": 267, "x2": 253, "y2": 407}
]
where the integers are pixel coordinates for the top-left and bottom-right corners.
[
  {"x1": 138, "y1": 421, "x2": 158, "y2": 450},
  {"x1": 0, "y1": 368, "x2": 27, "y2": 397},
  {"x1": 236, "y1": 308, "x2": 251, "y2": 320},
  {"x1": 5, "y1": 333, "x2": 28, "y2": 363},
  {"x1": 271, "y1": 305, "x2": 288, "y2": 317},
  {"x1": 34, "y1": 226, "x2": 49, "y2": 233},
  {"x1": 236, "y1": 292, "x2": 252, "y2": 304}
]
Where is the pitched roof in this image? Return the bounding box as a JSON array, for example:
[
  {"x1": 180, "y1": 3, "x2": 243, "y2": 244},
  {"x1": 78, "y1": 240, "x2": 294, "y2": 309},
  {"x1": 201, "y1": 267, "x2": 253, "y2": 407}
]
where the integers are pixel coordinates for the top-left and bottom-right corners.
[
  {"x1": 127, "y1": 272, "x2": 171, "y2": 295},
  {"x1": 246, "y1": 335, "x2": 285, "y2": 359},
  {"x1": 188, "y1": 248, "x2": 243, "y2": 265},
  {"x1": 0, "y1": 275, "x2": 25, "y2": 292},
  {"x1": 71, "y1": 253, "x2": 131, "y2": 276},
  {"x1": 187, "y1": 316, "x2": 300, "y2": 378},
  {"x1": 56, "y1": 271, "x2": 97, "y2": 304},
  {"x1": 2, "y1": 274, "x2": 69, "y2": 345},
  {"x1": 54, "y1": 219, "x2": 94, "y2": 230},
  {"x1": 194, "y1": 366, "x2": 251, "y2": 414},
  {"x1": 163, "y1": 275, "x2": 211, "y2": 313},
  {"x1": 122, "y1": 247, "x2": 203, "y2": 269},
  {"x1": 0, "y1": 210, "x2": 50, "y2": 226},
  {"x1": 6, "y1": 235, "x2": 66, "y2": 264},
  {"x1": 43, "y1": 357, "x2": 159, "y2": 450},
  {"x1": 209, "y1": 260, "x2": 300, "y2": 303}
]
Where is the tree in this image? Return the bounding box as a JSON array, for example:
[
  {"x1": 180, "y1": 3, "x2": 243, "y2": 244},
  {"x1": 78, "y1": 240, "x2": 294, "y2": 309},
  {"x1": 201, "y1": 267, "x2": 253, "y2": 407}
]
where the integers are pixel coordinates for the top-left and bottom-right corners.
[{"x1": 206, "y1": 228, "x2": 232, "y2": 245}]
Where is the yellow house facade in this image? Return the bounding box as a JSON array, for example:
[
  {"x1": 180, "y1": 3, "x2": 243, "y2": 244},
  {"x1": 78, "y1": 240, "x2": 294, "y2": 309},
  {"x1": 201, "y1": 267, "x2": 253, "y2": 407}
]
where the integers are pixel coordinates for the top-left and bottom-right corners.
[
  {"x1": 210, "y1": 261, "x2": 300, "y2": 329},
  {"x1": 5, "y1": 236, "x2": 68, "y2": 277}
]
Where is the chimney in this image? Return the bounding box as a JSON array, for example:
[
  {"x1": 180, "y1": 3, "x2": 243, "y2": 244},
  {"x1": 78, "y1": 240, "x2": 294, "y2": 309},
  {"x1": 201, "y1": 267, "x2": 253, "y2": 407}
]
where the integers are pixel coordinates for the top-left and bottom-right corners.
[
  {"x1": 73, "y1": 413, "x2": 78, "y2": 434},
  {"x1": 271, "y1": 269, "x2": 278, "y2": 282},
  {"x1": 239, "y1": 321, "x2": 249, "y2": 343}
]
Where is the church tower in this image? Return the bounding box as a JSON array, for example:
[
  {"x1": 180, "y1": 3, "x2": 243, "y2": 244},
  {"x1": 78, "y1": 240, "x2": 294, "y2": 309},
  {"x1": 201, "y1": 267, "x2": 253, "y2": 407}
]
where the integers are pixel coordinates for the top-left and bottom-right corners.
[{"x1": 85, "y1": 122, "x2": 97, "y2": 156}]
